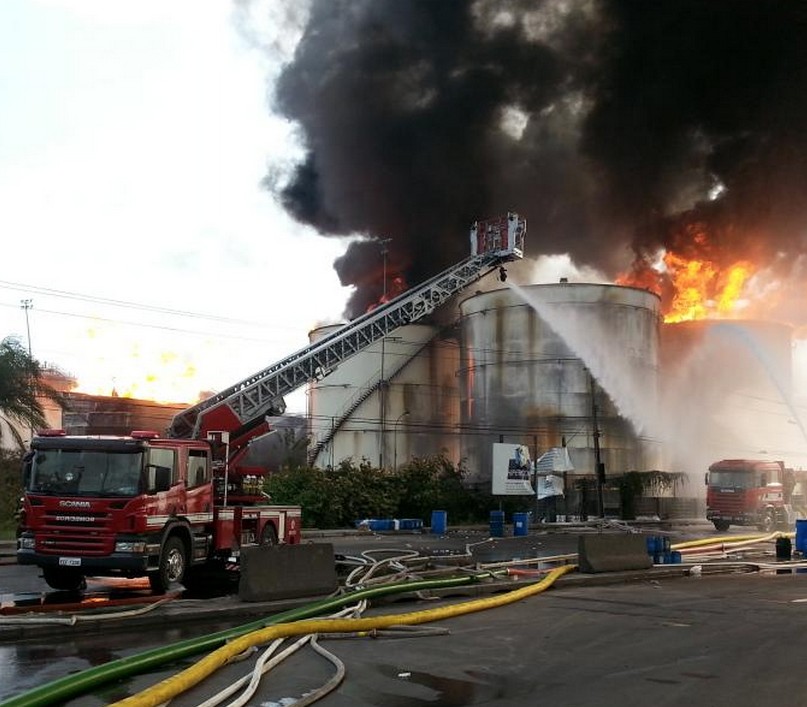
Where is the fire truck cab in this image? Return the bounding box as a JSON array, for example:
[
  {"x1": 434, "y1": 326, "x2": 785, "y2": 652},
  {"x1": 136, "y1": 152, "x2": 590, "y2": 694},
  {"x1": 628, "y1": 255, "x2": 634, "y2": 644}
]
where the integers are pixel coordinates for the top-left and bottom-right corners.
[{"x1": 705, "y1": 459, "x2": 788, "y2": 532}]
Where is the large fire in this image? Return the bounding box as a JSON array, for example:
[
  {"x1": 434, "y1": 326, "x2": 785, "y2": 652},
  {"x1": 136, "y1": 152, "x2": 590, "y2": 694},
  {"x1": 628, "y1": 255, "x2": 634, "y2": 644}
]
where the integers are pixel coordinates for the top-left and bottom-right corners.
[
  {"x1": 618, "y1": 248, "x2": 754, "y2": 323},
  {"x1": 70, "y1": 327, "x2": 201, "y2": 405},
  {"x1": 366, "y1": 275, "x2": 408, "y2": 312}
]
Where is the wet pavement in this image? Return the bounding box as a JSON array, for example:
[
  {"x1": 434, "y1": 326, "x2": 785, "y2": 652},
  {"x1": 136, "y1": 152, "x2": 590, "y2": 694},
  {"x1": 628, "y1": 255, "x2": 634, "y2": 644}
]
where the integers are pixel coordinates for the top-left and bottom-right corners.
[
  {"x1": 6, "y1": 521, "x2": 798, "y2": 706},
  {"x1": 7, "y1": 568, "x2": 804, "y2": 707}
]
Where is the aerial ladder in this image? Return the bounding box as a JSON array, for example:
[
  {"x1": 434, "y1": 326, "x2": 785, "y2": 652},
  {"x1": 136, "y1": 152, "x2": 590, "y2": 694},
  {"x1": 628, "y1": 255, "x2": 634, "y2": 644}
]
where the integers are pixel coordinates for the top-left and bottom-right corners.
[{"x1": 168, "y1": 213, "x2": 526, "y2": 449}]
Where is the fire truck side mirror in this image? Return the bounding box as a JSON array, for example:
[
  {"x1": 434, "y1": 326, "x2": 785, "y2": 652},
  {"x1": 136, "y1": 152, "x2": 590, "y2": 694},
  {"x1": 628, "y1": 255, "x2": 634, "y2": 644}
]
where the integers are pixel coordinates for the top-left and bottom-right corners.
[
  {"x1": 704, "y1": 473, "x2": 708, "y2": 486},
  {"x1": 20, "y1": 452, "x2": 33, "y2": 489},
  {"x1": 145, "y1": 464, "x2": 172, "y2": 494}
]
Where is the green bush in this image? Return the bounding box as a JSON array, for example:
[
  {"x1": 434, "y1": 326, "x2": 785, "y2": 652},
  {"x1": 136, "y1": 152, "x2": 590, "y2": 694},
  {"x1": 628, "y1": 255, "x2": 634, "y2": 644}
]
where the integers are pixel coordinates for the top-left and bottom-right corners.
[
  {"x1": 266, "y1": 454, "x2": 514, "y2": 528},
  {"x1": 0, "y1": 450, "x2": 22, "y2": 533}
]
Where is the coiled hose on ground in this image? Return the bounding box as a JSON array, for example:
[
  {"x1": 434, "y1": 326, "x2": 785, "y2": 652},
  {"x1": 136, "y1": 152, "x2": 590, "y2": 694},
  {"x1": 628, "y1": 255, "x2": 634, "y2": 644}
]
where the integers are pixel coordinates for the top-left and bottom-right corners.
[
  {"x1": 0, "y1": 572, "x2": 485, "y2": 707},
  {"x1": 111, "y1": 564, "x2": 575, "y2": 707},
  {"x1": 5, "y1": 529, "x2": 785, "y2": 707}
]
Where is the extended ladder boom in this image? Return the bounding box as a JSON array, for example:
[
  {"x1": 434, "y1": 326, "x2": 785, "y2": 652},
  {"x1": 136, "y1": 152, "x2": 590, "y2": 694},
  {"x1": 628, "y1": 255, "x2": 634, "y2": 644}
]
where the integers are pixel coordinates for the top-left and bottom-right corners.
[{"x1": 169, "y1": 213, "x2": 526, "y2": 440}]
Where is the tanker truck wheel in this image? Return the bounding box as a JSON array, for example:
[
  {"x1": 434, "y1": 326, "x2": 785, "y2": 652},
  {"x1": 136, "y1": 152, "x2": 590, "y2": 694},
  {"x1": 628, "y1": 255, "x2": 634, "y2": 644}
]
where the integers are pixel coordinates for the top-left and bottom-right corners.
[
  {"x1": 713, "y1": 520, "x2": 730, "y2": 532},
  {"x1": 758, "y1": 510, "x2": 775, "y2": 534},
  {"x1": 42, "y1": 566, "x2": 86, "y2": 592},
  {"x1": 149, "y1": 535, "x2": 187, "y2": 594}
]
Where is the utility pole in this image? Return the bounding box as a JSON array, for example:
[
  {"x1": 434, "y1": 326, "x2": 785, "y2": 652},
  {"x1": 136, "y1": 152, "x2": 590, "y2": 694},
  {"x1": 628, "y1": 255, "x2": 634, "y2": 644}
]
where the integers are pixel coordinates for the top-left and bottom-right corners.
[
  {"x1": 20, "y1": 299, "x2": 33, "y2": 357},
  {"x1": 590, "y1": 374, "x2": 605, "y2": 518},
  {"x1": 20, "y1": 299, "x2": 34, "y2": 444},
  {"x1": 378, "y1": 238, "x2": 392, "y2": 468},
  {"x1": 393, "y1": 410, "x2": 410, "y2": 469}
]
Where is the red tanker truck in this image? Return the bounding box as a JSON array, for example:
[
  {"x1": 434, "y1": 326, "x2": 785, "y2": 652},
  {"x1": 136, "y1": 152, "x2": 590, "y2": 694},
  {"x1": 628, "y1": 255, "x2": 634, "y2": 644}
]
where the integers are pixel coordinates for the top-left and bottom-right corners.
[{"x1": 705, "y1": 459, "x2": 800, "y2": 532}]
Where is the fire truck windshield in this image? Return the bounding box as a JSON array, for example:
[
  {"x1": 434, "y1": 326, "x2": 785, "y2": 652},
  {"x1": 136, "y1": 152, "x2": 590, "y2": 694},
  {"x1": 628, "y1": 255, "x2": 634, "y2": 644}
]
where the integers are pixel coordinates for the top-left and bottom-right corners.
[
  {"x1": 28, "y1": 449, "x2": 144, "y2": 497},
  {"x1": 709, "y1": 470, "x2": 757, "y2": 489}
]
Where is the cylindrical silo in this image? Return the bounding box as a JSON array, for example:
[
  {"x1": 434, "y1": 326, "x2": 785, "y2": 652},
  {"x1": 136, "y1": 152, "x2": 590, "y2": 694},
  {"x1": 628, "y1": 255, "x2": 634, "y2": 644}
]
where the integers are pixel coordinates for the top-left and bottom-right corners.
[
  {"x1": 307, "y1": 324, "x2": 460, "y2": 469},
  {"x1": 457, "y1": 282, "x2": 662, "y2": 488}
]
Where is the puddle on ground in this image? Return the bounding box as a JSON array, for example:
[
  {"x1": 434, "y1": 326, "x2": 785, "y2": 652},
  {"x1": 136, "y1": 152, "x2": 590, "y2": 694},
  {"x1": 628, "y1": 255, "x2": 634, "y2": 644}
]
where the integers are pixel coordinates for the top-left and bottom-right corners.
[{"x1": 368, "y1": 663, "x2": 528, "y2": 705}]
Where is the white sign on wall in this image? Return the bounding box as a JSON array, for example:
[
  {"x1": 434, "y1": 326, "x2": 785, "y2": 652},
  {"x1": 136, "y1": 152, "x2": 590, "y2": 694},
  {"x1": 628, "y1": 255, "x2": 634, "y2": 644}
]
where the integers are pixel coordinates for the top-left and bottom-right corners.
[{"x1": 492, "y1": 443, "x2": 535, "y2": 496}]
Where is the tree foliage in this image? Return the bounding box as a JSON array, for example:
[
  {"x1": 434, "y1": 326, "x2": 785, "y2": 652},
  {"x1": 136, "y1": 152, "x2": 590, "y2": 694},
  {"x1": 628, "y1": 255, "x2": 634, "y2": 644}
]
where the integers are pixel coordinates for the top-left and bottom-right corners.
[
  {"x1": 616, "y1": 470, "x2": 687, "y2": 520},
  {"x1": 266, "y1": 454, "x2": 505, "y2": 528},
  {"x1": 0, "y1": 336, "x2": 67, "y2": 449},
  {"x1": 0, "y1": 449, "x2": 22, "y2": 533}
]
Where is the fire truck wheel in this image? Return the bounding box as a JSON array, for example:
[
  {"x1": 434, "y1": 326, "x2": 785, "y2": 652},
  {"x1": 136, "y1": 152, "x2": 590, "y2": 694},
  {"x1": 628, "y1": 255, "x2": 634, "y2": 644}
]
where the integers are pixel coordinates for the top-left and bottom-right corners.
[
  {"x1": 150, "y1": 535, "x2": 187, "y2": 594},
  {"x1": 260, "y1": 523, "x2": 278, "y2": 546},
  {"x1": 42, "y1": 567, "x2": 86, "y2": 592},
  {"x1": 713, "y1": 520, "x2": 730, "y2": 532}
]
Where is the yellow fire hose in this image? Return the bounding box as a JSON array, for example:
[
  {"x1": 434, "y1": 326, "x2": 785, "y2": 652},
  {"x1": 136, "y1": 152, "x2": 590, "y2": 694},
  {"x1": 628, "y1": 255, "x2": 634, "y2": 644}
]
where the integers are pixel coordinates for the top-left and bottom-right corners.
[
  {"x1": 670, "y1": 531, "x2": 796, "y2": 552},
  {"x1": 671, "y1": 530, "x2": 793, "y2": 552},
  {"x1": 112, "y1": 563, "x2": 576, "y2": 707}
]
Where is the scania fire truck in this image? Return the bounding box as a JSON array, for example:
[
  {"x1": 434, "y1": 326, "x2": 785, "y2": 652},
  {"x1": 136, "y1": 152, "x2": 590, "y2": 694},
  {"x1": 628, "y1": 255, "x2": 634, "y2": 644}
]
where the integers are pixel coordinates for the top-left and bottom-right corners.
[
  {"x1": 705, "y1": 458, "x2": 792, "y2": 532},
  {"x1": 17, "y1": 213, "x2": 526, "y2": 592}
]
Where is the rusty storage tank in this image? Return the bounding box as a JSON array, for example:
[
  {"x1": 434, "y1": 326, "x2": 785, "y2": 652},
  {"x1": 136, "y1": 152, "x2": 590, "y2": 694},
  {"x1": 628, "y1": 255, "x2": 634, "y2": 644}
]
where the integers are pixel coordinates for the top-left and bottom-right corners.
[
  {"x1": 307, "y1": 323, "x2": 460, "y2": 469},
  {"x1": 457, "y1": 282, "x2": 662, "y2": 487},
  {"x1": 659, "y1": 319, "x2": 801, "y2": 472}
]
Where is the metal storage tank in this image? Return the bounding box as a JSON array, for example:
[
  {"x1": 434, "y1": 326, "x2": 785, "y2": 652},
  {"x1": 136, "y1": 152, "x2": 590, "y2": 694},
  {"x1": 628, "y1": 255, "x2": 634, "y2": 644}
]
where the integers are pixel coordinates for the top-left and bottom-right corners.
[
  {"x1": 307, "y1": 323, "x2": 460, "y2": 469},
  {"x1": 457, "y1": 282, "x2": 662, "y2": 487},
  {"x1": 659, "y1": 319, "x2": 805, "y2": 473}
]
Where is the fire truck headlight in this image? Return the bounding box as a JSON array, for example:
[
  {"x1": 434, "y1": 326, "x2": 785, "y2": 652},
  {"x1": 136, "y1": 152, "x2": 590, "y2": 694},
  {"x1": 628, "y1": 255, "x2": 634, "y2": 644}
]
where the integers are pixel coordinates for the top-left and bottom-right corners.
[
  {"x1": 18, "y1": 536, "x2": 35, "y2": 550},
  {"x1": 115, "y1": 541, "x2": 147, "y2": 554}
]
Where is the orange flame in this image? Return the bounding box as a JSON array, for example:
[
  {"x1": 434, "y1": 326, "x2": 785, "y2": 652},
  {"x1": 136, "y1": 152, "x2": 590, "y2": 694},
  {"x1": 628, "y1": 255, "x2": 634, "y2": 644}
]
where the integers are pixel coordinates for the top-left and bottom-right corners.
[
  {"x1": 664, "y1": 253, "x2": 753, "y2": 323},
  {"x1": 618, "y1": 248, "x2": 754, "y2": 323},
  {"x1": 366, "y1": 276, "x2": 409, "y2": 312},
  {"x1": 71, "y1": 327, "x2": 200, "y2": 404}
]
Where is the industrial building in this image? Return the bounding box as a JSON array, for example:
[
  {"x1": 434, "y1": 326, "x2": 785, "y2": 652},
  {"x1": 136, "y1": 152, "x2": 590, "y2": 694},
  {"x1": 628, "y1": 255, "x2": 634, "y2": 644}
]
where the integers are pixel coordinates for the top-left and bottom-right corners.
[{"x1": 305, "y1": 278, "x2": 807, "y2": 497}]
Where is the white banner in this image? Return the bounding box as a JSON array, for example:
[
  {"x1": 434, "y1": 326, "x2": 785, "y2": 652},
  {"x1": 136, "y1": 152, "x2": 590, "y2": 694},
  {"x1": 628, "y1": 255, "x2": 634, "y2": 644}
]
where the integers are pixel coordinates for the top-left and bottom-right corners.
[
  {"x1": 492, "y1": 443, "x2": 535, "y2": 495},
  {"x1": 537, "y1": 474, "x2": 565, "y2": 500},
  {"x1": 534, "y1": 447, "x2": 573, "y2": 499}
]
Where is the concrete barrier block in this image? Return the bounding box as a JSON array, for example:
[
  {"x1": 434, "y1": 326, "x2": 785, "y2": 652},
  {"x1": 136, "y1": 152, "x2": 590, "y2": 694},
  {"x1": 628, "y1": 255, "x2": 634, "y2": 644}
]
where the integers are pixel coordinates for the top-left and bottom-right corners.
[
  {"x1": 578, "y1": 534, "x2": 653, "y2": 574},
  {"x1": 239, "y1": 543, "x2": 338, "y2": 602}
]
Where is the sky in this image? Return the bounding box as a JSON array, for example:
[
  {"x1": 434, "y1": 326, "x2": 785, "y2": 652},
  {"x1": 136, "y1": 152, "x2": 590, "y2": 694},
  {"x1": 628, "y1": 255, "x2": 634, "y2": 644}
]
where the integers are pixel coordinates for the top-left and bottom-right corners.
[
  {"x1": 0, "y1": 0, "x2": 351, "y2": 413},
  {"x1": 2, "y1": 0, "x2": 807, "y2": 473}
]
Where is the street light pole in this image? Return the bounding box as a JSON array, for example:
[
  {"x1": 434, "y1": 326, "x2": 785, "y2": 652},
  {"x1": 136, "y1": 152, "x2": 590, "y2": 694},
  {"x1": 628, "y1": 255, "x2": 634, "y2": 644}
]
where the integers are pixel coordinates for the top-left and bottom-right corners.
[{"x1": 393, "y1": 410, "x2": 410, "y2": 469}]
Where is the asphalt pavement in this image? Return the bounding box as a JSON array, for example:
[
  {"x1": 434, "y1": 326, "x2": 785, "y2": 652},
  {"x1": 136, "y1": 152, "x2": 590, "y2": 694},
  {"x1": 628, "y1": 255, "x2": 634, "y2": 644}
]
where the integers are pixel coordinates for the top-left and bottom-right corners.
[{"x1": 8, "y1": 519, "x2": 791, "y2": 707}]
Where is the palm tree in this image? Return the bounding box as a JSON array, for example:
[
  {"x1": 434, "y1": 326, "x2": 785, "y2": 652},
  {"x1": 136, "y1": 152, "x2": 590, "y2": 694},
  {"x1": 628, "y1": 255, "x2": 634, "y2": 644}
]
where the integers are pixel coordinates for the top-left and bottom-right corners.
[{"x1": 0, "y1": 336, "x2": 67, "y2": 450}]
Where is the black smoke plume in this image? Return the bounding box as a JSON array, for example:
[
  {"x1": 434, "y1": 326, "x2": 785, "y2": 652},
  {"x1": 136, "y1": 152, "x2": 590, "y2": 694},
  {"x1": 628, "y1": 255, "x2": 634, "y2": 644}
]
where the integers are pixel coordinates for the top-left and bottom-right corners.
[{"x1": 267, "y1": 0, "x2": 807, "y2": 318}]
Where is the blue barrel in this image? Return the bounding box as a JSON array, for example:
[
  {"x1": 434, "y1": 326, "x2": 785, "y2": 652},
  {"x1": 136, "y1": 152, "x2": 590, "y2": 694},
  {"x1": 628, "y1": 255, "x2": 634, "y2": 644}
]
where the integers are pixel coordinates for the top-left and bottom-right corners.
[
  {"x1": 431, "y1": 510, "x2": 447, "y2": 535},
  {"x1": 646, "y1": 536, "x2": 659, "y2": 555},
  {"x1": 513, "y1": 512, "x2": 530, "y2": 537},
  {"x1": 796, "y1": 519, "x2": 807, "y2": 554},
  {"x1": 489, "y1": 510, "x2": 505, "y2": 537}
]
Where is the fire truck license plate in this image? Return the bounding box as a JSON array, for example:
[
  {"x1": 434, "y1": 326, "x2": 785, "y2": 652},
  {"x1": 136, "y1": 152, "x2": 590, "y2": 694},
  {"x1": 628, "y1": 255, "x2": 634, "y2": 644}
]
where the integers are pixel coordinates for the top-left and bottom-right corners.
[{"x1": 58, "y1": 557, "x2": 81, "y2": 567}]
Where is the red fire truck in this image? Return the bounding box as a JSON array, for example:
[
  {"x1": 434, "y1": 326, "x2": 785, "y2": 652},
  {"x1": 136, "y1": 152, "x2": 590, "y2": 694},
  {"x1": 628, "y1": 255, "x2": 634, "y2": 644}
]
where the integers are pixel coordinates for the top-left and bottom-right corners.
[
  {"x1": 705, "y1": 459, "x2": 792, "y2": 532},
  {"x1": 17, "y1": 428, "x2": 303, "y2": 592},
  {"x1": 17, "y1": 213, "x2": 527, "y2": 593}
]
